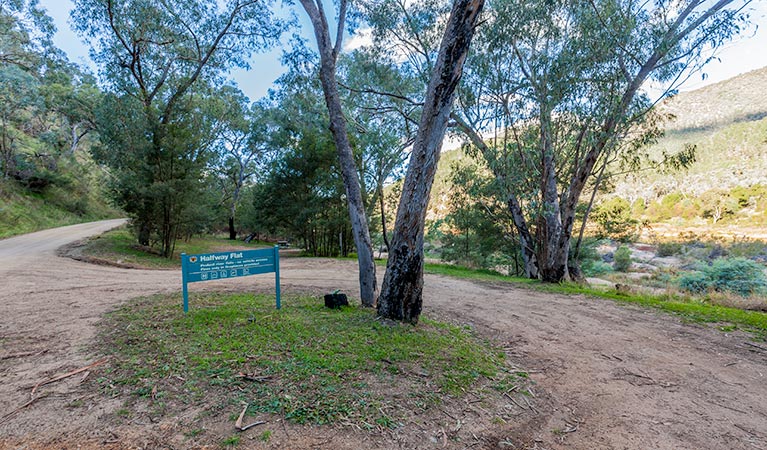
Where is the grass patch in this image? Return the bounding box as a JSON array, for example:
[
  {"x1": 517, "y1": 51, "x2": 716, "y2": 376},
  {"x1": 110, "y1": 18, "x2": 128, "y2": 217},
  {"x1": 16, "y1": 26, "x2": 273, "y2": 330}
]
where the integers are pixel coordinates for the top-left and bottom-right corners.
[
  {"x1": 96, "y1": 293, "x2": 506, "y2": 427},
  {"x1": 80, "y1": 226, "x2": 273, "y2": 269},
  {"x1": 0, "y1": 179, "x2": 119, "y2": 239},
  {"x1": 422, "y1": 262, "x2": 767, "y2": 339}
]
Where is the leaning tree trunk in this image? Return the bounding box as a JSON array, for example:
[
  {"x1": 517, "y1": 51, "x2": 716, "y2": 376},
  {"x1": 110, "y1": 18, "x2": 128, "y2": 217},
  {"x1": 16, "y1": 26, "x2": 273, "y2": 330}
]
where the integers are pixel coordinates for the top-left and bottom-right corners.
[
  {"x1": 299, "y1": 0, "x2": 377, "y2": 306},
  {"x1": 377, "y1": 0, "x2": 485, "y2": 324},
  {"x1": 228, "y1": 216, "x2": 236, "y2": 240}
]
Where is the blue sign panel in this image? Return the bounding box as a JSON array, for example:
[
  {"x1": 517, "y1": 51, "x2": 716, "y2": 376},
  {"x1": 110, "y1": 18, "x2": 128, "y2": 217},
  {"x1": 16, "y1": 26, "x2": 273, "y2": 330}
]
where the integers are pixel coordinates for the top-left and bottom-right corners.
[{"x1": 181, "y1": 246, "x2": 281, "y2": 313}]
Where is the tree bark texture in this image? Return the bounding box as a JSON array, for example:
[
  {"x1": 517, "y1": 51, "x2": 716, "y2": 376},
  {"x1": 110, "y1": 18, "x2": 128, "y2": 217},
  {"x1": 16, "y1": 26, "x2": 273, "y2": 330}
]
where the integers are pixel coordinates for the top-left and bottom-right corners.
[
  {"x1": 299, "y1": 0, "x2": 377, "y2": 306},
  {"x1": 377, "y1": 0, "x2": 485, "y2": 324}
]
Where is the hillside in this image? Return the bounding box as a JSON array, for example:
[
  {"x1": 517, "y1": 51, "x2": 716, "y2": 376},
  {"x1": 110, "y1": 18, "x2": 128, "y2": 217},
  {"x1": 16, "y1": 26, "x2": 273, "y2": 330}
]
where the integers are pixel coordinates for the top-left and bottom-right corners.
[
  {"x1": 614, "y1": 66, "x2": 767, "y2": 199},
  {"x1": 0, "y1": 178, "x2": 119, "y2": 239}
]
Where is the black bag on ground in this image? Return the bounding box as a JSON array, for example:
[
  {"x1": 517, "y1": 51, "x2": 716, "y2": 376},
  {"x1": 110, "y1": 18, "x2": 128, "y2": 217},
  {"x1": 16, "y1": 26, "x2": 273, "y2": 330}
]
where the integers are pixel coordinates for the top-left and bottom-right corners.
[{"x1": 324, "y1": 292, "x2": 348, "y2": 309}]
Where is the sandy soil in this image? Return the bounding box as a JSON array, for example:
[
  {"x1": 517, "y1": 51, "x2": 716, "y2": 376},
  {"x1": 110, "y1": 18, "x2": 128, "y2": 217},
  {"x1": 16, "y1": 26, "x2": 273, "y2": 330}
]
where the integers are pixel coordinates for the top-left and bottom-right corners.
[{"x1": 1, "y1": 220, "x2": 767, "y2": 449}]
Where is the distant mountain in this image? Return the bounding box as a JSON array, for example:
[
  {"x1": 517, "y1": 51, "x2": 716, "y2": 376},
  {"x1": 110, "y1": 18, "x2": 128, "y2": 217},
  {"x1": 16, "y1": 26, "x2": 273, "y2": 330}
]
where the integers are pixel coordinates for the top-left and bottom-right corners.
[
  {"x1": 662, "y1": 67, "x2": 767, "y2": 131},
  {"x1": 615, "y1": 65, "x2": 767, "y2": 200}
]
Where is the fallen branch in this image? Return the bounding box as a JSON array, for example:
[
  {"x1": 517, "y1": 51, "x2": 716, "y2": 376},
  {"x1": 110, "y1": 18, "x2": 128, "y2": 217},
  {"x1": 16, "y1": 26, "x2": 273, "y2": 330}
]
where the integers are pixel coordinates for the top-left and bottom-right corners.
[
  {"x1": 743, "y1": 342, "x2": 767, "y2": 352},
  {"x1": 0, "y1": 394, "x2": 48, "y2": 425},
  {"x1": 503, "y1": 392, "x2": 526, "y2": 410},
  {"x1": 31, "y1": 358, "x2": 108, "y2": 396},
  {"x1": 0, "y1": 349, "x2": 47, "y2": 360},
  {"x1": 234, "y1": 404, "x2": 267, "y2": 431},
  {"x1": 236, "y1": 373, "x2": 272, "y2": 383}
]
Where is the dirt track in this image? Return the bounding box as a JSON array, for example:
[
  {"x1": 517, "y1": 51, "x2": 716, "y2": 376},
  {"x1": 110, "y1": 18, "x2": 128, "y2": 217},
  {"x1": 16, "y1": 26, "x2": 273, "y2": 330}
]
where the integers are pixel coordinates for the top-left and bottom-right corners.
[{"x1": 1, "y1": 220, "x2": 767, "y2": 449}]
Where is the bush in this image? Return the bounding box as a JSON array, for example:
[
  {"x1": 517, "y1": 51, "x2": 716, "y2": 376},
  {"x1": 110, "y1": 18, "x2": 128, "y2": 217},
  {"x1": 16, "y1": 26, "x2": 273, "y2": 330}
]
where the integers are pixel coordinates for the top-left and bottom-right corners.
[
  {"x1": 591, "y1": 197, "x2": 639, "y2": 242},
  {"x1": 656, "y1": 242, "x2": 682, "y2": 257},
  {"x1": 614, "y1": 245, "x2": 632, "y2": 272},
  {"x1": 679, "y1": 258, "x2": 767, "y2": 297},
  {"x1": 678, "y1": 271, "x2": 710, "y2": 294}
]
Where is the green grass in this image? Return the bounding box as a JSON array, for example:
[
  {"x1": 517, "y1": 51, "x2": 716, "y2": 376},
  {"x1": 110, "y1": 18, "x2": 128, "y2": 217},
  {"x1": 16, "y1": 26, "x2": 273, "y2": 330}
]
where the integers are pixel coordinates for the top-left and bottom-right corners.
[
  {"x1": 0, "y1": 180, "x2": 118, "y2": 239},
  {"x1": 96, "y1": 293, "x2": 507, "y2": 427},
  {"x1": 81, "y1": 227, "x2": 273, "y2": 269},
  {"x1": 221, "y1": 435, "x2": 240, "y2": 448},
  {"x1": 422, "y1": 262, "x2": 767, "y2": 339}
]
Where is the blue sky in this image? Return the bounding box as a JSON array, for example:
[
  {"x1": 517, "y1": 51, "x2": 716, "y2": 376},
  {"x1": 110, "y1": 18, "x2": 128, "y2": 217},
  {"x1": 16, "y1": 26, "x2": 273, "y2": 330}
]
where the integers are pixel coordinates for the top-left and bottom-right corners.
[{"x1": 41, "y1": 0, "x2": 767, "y2": 102}]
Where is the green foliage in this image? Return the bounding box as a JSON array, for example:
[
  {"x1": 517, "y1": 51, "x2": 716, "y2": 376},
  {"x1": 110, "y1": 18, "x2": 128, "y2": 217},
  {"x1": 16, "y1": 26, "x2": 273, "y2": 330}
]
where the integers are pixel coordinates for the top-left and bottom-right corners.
[
  {"x1": 72, "y1": 0, "x2": 284, "y2": 258},
  {"x1": 614, "y1": 245, "x2": 633, "y2": 272},
  {"x1": 245, "y1": 121, "x2": 353, "y2": 257},
  {"x1": 679, "y1": 258, "x2": 767, "y2": 297},
  {"x1": 576, "y1": 238, "x2": 614, "y2": 276},
  {"x1": 591, "y1": 198, "x2": 640, "y2": 242},
  {"x1": 0, "y1": 179, "x2": 116, "y2": 238},
  {"x1": 0, "y1": 9, "x2": 116, "y2": 237},
  {"x1": 656, "y1": 242, "x2": 682, "y2": 257},
  {"x1": 437, "y1": 160, "x2": 522, "y2": 273},
  {"x1": 97, "y1": 294, "x2": 506, "y2": 426}
]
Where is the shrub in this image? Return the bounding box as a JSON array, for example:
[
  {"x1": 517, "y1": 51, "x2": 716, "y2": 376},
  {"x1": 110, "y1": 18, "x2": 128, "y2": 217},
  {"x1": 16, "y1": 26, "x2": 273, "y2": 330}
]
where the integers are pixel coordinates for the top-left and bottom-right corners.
[
  {"x1": 591, "y1": 197, "x2": 639, "y2": 242},
  {"x1": 656, "y1": 242, "x2": 682, "y2": 257},
  {"x1": 614, "y1": 245, "x2": 632, "y2": 272},
  {"x1": 679, "y1": 258, "x2": 767, "y2": 297},
  {"x1": 678, "y1": 271, "x2": 710, "y2": 294}
]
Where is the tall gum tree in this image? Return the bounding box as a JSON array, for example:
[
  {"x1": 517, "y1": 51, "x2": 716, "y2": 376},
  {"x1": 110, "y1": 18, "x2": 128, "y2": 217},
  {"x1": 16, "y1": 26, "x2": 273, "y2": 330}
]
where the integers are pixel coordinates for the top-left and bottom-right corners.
[
  {"x1": 377, "y1": 0, "x2": 485, "y2": 324},
  {"x1": 451, "y1": 0, "x2": 751, "y2": 282},
  {"x1": 297, "y1": 0, "x2": 378, "y2": 306},
  {"x1": 72, "y1": 0, "x2": 283, "y2": 257}
]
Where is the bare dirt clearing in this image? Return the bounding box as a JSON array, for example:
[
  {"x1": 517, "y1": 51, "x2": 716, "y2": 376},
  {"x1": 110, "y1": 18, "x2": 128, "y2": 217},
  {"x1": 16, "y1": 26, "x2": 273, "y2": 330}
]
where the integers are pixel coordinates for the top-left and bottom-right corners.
[{"x1": 1, "y1": 221, "x2": 767, "y2": 449}]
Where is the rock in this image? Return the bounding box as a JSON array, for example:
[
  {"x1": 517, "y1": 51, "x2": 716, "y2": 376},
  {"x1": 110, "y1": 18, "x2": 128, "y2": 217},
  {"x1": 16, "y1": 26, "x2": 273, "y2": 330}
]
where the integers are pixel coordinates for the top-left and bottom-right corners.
[
  {"x1": 602, "y1": 252, "x2": 614, "y2": 263},
  {"x1": 631, "y1": 262, "x2": 659, "y2": 272},
  {"x1": 708, "y1": 245, "x2": 727, "y2": 260}
]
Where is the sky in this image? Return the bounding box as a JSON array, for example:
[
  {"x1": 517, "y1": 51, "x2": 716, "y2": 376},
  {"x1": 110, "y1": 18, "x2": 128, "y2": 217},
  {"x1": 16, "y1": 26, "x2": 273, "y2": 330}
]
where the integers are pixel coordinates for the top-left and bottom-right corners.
[{"x1": 41, "y1": 0, "x2": 767, "y2": 102}]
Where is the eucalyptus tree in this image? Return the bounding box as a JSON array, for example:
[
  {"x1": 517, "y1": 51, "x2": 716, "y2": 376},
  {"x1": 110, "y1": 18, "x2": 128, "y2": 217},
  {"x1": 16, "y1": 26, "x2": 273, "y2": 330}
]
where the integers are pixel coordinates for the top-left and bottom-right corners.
[
  {"x1": 451, "y1": 0, "x2": 751, "y2": 282},
  {"x1": 247, "y1": 63, "x2": 354, "y2": 256},
  {"x1": 212, "y1": 87, "x2": 271, "y2": 240},
  {"x1": 337, "y1": 50, "x2": 419, "y2": 250},
  {"x1": 0, "y1": 0, "x2": 57, "y2": 70},
  {"x1": 0, "y1": 64, "x2": 39, "y2": 178},
  {"x1": 72, "y1": 0, "x2": 283, "y2": 257},
  {"x1": 376, "y1": 0, "x2": 485, "y2": 324},
  {"x1": 295, "y1": 0, "x2": 379, "y2": 306}
]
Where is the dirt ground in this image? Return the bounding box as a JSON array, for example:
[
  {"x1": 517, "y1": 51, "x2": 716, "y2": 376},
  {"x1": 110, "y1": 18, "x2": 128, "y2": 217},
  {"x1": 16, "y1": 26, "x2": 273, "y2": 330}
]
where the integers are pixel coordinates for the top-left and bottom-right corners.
[{"x1": 1, "y1": 220, "x2": 767, "y2": 449}]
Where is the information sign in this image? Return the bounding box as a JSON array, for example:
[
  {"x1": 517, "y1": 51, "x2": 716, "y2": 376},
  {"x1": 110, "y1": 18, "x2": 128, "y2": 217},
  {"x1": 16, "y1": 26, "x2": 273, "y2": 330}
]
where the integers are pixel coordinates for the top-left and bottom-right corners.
[{"x1": 181, "y1": 246, "x2": 281, "y2": 313}]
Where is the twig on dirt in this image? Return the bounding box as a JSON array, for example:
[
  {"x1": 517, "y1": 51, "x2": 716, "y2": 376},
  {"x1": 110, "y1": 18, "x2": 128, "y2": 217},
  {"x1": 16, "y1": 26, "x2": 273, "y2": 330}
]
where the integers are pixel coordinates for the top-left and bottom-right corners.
[
  {"x1": 503, "y1": 392, "x2": 526, "y2": 410},
  {"x1": 522, "y1": 395, "x2": 537, "y2": 414},
  {"x1": 0, "y1": 394, "x2": 48, "y2": 424},
  {"x1": 281, "y1": 418, "x2": 290, "y2": 437},
  {"x1": 234, "y1": 404, "x2": 267, "y2": 431},
  {"x1": 743, "y1": 342, "x2": 767, "y2": 352},
  {"x1": 0, "y1": 349, "x2": 48, "y2": 360},
  {"x1": 710, "y1": 401, "x2": 749, "y2": 415},
  {"x1": 0, "y1": 348, "x2": 48, "y2": 361},
  {"x1": 724, "y1": 362, "x2": 738, "y2": 367},
  {"x1": 562, "y1": 421, "x2": 579, "y2": 433},
  {"x1": 439, "y1": 408, "x2": 457, "y2": 420},
  {"x1": 734, "y1": 423, "x2": 765, "y2": 438},
  {"x1": 236, "y1": 373, "x2": 272, "y2": 383},
  {"x1": 31, "y1": 358, "x2": 108, "y2": 396},
  {"x1": 79, "y1": 371, "x2": 90, "y2": 384}
]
